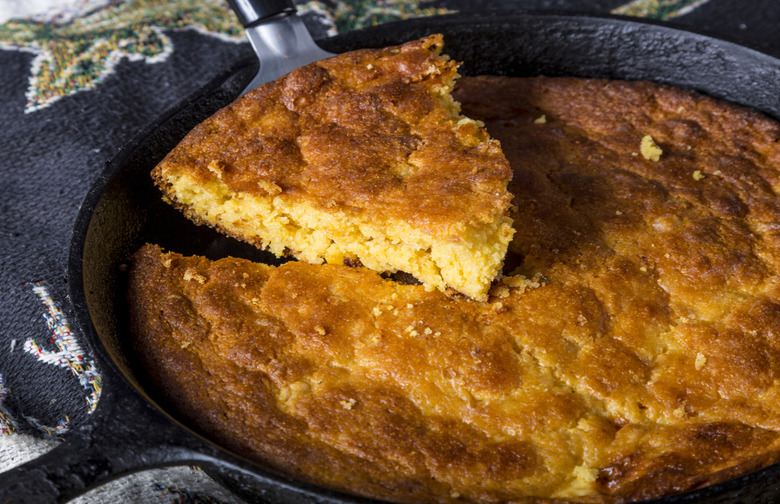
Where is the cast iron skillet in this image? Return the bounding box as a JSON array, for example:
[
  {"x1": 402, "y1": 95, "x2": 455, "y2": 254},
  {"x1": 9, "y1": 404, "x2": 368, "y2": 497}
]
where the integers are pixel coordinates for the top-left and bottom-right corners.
[{"x1": 1, "y1": 10, "x2": 779, "y2": 504}]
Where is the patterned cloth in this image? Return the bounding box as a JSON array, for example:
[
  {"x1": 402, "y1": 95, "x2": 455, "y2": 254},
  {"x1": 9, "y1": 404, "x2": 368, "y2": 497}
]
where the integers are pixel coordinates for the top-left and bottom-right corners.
[{"x1": 0, "y1": 0, "x2": 777, "y2": 501}]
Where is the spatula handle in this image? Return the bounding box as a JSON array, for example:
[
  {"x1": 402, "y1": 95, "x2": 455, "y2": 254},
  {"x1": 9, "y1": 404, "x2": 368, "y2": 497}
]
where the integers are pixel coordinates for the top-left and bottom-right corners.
[{"x1": 226, "y1": 0, "x2": 296, "y2": 28}]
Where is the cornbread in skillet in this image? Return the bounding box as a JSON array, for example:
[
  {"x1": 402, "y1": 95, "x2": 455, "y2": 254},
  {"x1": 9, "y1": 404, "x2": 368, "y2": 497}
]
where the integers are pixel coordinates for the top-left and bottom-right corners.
[
  {"x1": 130, "y1": 75, "x2": 780, "y2": 503},
  {"x1": 151, "y1": 35, "x2": 514, "y2": 301}
]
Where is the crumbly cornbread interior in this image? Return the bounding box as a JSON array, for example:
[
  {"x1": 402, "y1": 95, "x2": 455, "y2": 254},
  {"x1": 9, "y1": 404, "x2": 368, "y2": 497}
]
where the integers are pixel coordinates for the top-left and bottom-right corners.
[
  {"x1": 153, "y1": 35, "x2": 514, "y2": 301},
  {"x1": 131, "y1": 74, "x2": 780, "y2": 504}
]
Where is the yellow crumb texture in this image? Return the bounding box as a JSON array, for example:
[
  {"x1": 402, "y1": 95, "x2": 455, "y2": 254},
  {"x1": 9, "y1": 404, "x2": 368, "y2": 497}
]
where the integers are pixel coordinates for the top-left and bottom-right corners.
[
  {"x1": 640, "y1": 134, "x2": 663, "y2": 161},
  {"x1": 182, "y1": 268, "x2": 206, "y2": 284},
  {"x1": 695, "y1": 352, "x2": 707, "y2": 370},
  {"x1": 340, "y1": 398, "x2": 356, "y2": 410}
]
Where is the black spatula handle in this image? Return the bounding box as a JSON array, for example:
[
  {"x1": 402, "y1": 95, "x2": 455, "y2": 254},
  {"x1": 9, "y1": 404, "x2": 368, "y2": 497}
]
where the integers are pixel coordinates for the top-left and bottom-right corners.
[{"x1": 226, "y1": 0, "x2": 296, "y2": 27}]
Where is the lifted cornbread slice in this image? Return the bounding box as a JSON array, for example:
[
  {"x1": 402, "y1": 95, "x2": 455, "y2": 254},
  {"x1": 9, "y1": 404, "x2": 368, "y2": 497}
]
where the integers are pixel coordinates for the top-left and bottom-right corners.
[{"x1": 152, "y1": 35, "x2": 514, "y2": 301}]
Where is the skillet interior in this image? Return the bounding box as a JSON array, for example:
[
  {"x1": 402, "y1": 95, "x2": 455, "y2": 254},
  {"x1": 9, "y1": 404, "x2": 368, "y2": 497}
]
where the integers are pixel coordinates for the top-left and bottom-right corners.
[{"x1": 73, "y1": 10, "x2": 780, "y2": 504}]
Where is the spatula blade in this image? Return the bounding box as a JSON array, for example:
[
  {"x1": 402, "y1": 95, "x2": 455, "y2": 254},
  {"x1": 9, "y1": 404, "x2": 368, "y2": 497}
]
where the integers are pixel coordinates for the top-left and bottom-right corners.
[{"x1": 241, "y1": 14, "x2": 335, "y2": 95}]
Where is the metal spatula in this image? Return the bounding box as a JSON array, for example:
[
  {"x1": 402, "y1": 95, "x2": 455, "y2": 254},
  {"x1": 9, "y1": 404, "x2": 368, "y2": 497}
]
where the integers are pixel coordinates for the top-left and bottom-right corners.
[{"x1": 226, "y1": 0, "x2": 335, "y2": 95}]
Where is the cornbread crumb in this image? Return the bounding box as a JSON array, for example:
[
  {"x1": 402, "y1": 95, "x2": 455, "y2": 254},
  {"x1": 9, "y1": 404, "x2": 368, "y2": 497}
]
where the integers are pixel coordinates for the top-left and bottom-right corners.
[
  {"x1": 206, "y1": 160, "x2": 223, "y2": 179},
  {"x1": 424, "y1": 327, "x2": 433, "y2": 335},
  {"x1": 340, "y1": 398, "x2": 356, "y2": 410},
  {"x1": 615, "y1": 210, "x2": 623, "y2": 215},
  {"x1": 693, "y1": 170, "x2": 705, "y2": 181},
  {"x1": 500, "y1": 274, "x2": 542, "y2": 294},
  {"x1": 491, "y1": 284, "x2": 510, "y2": 298},
  {"x1": 640, "y1": 135, "x2": 663, "y2": 161},
  {"x1": 278, "y1": 381, "x2": 311, "y2": 404},
  {"x1": 257, "y1": 179, "x2": 282, "y2": 195},
  {"x1": 314, "y1": 326, "x2": 326, "y2": 335},
  {"x1": 183, "y1": 268, "x2": 206, "y2": 284},
  {"x1": 372, "y1": 306, "x2": 382, "y2": 316},
  {"x1": 180, "y1": 341, "x2": 190, "y2": 349},
  {"x1": 695, "y1": 353, "x2": 707, "y2": 370},
  {"x1": 573, "y1": 465, "x2": 599, "y2": 483},
  {"x1": 456, "y1": 117, "x2": 484, "y2": 128},
  {"x1": 534, "y1": 114, "x2": 547, "y2": 124}
]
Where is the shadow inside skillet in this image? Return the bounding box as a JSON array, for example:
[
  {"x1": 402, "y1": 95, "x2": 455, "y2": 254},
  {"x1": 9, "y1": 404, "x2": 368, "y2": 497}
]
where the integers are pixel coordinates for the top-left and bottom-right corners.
[{"x1": 75, "y1": 10, "x2": 780, "y2": 504}]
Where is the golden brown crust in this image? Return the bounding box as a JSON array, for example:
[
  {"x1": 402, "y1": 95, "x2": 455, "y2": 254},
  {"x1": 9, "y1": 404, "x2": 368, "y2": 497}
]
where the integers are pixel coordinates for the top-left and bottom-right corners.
[
  {"x1": 130, "y1": 75, "x2": 780, "y2": 503},
  {"x1": 152, "y1": 35, "x2": 512, "y2": 234}
]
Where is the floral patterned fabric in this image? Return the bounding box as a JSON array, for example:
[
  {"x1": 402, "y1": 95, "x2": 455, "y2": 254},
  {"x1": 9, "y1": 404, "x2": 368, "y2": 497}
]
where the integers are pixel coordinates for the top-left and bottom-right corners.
[{"x1": 0, "y1": 0, "x2": 776, "y2": 501}]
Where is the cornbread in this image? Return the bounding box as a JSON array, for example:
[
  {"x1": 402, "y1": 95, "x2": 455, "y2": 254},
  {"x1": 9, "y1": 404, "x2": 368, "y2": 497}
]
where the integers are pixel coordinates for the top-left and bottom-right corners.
[
  {"x1": 130, "y1": 75, "x2": 780, "y2": 503},
  {"x1": 152, "y1": 35, "x2": 514, "y2": 301}
]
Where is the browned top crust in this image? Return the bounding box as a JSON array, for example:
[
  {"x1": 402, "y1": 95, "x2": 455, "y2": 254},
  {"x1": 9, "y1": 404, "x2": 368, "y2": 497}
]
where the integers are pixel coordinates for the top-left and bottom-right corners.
[
  {"x1": 152, "y1": 35, "x2": 513, "y2": 236},
  {"x1": 130, "y1": 75, "x2": 780, "y2": 503}
]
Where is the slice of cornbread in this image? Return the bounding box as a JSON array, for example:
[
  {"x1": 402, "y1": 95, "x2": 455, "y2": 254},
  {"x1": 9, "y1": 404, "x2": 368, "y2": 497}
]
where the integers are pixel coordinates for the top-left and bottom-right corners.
[{"x1": 152, "y1": 35, "x2": 514, "y2": 301}]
